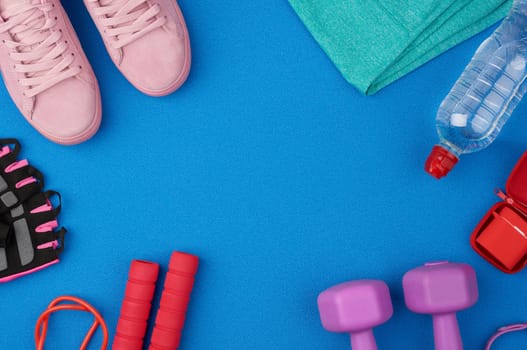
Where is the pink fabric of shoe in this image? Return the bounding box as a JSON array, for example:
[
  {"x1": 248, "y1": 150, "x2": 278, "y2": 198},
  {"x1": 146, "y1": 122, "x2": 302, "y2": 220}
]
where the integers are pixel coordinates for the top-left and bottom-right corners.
[
  {"x1": 85, "y1": 0, "x2": 191, "y2": 97},
  {"x1": 0, "y1": 0, "x2": 101, "y2": 145}
]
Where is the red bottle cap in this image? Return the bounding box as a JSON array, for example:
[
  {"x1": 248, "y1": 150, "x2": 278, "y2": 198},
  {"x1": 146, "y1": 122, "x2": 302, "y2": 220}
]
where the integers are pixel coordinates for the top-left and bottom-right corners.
[{"x1": 425, "y1": 145, "x2": 459, "y2": 179}]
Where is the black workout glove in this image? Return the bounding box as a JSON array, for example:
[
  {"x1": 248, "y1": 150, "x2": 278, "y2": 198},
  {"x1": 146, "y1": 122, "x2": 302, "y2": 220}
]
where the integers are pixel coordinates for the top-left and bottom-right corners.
[
  {"x1": 0, "y1": 191, "x2": 65, "y2": 282},
  {"x1": 0, "y1": 138, "x2": 66, "y2": 282}
]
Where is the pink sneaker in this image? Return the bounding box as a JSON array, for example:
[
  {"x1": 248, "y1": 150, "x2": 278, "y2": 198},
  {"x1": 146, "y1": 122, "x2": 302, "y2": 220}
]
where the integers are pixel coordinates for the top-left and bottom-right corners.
[
  {"x1": 0, "y1": 0, "x2": 101, "y2": 145},
  {"x1": 84, "y1": 0, "x2": 191, "y2": 97}
]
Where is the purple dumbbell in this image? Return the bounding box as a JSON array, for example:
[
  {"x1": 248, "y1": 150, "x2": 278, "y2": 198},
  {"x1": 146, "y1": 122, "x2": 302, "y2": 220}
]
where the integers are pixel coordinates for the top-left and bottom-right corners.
[
  {"x1": 402, "y1": 261, "x2": 478, "y2": 350},
  {"x1": 317, "y1": 280, "x2": 393, "y2": 350}
]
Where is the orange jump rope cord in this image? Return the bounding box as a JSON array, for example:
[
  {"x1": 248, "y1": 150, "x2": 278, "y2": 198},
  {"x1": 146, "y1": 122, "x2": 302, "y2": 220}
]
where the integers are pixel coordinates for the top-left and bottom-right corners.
[{"x1": 34, "y1": 295, "x2": 109, "y2": 350}]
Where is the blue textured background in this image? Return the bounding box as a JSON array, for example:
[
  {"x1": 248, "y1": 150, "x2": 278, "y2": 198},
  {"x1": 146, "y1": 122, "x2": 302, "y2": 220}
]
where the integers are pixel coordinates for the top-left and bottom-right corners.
[{"x1": 1, "y1": 1, "x2": 527, "y2": 349}]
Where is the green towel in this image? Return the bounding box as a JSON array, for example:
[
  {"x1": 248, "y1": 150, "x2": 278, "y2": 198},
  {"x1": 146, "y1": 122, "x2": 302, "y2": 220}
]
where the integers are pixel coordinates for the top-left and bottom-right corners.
[{"x1": 288, "y1": 0, "x2": 513, "y2": 95}]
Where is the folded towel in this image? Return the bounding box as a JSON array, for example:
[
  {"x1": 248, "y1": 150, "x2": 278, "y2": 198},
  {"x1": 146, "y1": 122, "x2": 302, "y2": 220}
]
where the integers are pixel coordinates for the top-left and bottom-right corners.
[{"x1": 288, "y1": 0, "x2": 512, "y2": 94}]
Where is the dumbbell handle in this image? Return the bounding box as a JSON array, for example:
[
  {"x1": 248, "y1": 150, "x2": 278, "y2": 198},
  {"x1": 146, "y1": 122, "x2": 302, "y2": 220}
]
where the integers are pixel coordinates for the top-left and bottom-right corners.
[
  {"x1": 113, "y1": 260, "x2": 159, "y2": 350},
  {"x1": 433, "y1": 313, "x2": 462, "y2": 350},
  {"x1": 149, "y1": 251, "x2": 199, "y2": 350},
  {"x1": 350, "y1": 329, "x2": 377, "y2": 350}
]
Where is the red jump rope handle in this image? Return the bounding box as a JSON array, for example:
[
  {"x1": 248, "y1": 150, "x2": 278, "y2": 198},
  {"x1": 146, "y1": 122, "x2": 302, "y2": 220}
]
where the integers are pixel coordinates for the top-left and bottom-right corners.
[
  {"x1": 112, "y1": 260, "x2": 160, "y2": 350},
  {"x1": 149, "y1": 251, "x2": 199, "y2": 350}
]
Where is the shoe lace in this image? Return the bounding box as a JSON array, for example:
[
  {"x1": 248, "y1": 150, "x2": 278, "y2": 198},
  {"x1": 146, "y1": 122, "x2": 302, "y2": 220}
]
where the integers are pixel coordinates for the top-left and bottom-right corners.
[
  {"x1": 0, "y1": 1, "x2": 81, "y2": 98},
  {"x1": 87, "y1": 0, "x2": 166, "y2": 49}
]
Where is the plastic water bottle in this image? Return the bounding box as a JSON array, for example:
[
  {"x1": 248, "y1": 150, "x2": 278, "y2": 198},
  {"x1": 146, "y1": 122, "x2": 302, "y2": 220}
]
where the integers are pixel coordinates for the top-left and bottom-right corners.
[{"x1": 425, "y1": 0, "x2": 527, "y2": 179}]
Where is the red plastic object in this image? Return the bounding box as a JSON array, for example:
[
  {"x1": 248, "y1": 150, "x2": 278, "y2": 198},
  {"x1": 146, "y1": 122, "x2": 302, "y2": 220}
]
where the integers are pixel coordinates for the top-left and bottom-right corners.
[
  {"x1": 35, "y1": 296, "x2": 109, "y2": 350},
  {"x1": 149, "y1": 251, "x2": 199, "y2": 350},
  {"x1": 425, "y1": 145, "x2": 459, "y2": 179},
  {"x1": 112, "y1": 260, "x2": 160, "y2": 350},
  {"x1": 471, "y1": 151, "x2": 527, "y2": 273}
]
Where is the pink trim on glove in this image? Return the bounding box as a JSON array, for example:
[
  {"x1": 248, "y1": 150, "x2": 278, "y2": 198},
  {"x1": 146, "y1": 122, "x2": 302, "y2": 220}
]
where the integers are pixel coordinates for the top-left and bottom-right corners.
[
  {"x1": 0, "y1": 260, "x2": 59, "y2": 283},
  {"x1": 5, "y1": 159, "x2": 28, "y2": 173},
  {"x1": 36, "y1": 220, "x2": 58, "y2": 233},
  {"x1": 0, "y1": 146, "x2": 10, "y2": 158},
  {"x1": 30, "y1": 200, "x2": 53, "y2": 214},
  {"x1": 16, "y1": 177, "x2": 37, "y2": 189},
  {"x1": 37, "y1": 241, "x2": 58, "y2": 250}
]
